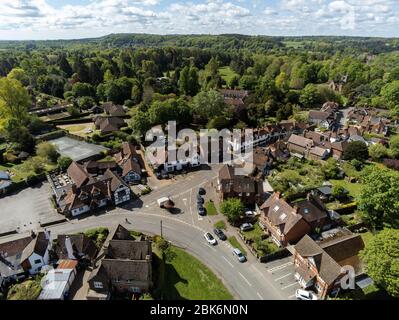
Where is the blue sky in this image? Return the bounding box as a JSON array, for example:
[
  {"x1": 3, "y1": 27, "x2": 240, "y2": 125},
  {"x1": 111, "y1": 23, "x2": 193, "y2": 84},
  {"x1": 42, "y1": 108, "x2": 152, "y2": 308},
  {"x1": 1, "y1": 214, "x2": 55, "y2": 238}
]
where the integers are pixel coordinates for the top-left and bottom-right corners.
[{"x1": 0, "y1": 0, "x2": 398, "y2": 40}]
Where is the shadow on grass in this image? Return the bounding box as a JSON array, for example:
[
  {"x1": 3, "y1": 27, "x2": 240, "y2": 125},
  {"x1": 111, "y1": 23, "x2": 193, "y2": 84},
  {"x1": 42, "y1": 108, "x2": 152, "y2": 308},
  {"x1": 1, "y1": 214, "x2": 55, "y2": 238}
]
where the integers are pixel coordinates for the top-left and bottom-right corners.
[{"x1": 151, "y1": 252, "x2": 188, "y2": 300}]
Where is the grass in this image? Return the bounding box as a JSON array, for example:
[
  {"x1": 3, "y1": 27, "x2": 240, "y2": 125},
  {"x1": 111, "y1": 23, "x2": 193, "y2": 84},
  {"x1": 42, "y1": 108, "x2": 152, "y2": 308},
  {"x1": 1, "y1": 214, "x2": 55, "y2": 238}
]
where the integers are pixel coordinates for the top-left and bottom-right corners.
[
  {"x1": 330, "y1": 179, "x2": 363, "y2": 199},
  {"x1": 7, "y1": 278, "x2": 42, "y2": 300},
  {"x1": 152, "y1": 246, "x2": 233, "y2": 300},
  {"x1": 228, "y1": 236, "x2": 247, "y2": 256},
  {"x1": 204, "y1": 200, "x2": 218, "y2": 216},
  {"x1": 361, "y1": 231, "x2": 374, "y2": 247},
  {"x1": 241, "y1": 223, "x2": 279, "y2": 256},
  {"x1": 58, "y1": 122, "x2": 95, "y2": 137},
  {"x1": 219, "y1": 66, "x2": 239, "y2": 85},
  {"x1": 214, "y1": 220, "x2": 227, "y2": 230}
]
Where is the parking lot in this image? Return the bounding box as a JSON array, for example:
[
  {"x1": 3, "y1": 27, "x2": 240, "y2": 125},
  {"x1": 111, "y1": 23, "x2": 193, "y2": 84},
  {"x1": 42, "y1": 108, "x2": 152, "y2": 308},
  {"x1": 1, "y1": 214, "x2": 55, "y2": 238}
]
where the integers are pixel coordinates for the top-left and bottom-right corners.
[
  {"x1": 263, "y1": 256, "x2": 301, "y2": 299},
  {"x1": 0, "y1": 182, "x2": 64, "y2": 234}
]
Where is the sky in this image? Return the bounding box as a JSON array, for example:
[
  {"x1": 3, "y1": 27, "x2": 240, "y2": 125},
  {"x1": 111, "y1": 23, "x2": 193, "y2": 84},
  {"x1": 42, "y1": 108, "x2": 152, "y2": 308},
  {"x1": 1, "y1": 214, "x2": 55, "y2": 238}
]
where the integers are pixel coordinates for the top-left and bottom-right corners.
[{"x1": 0, "y1": 0, "x2": 398, "y2": 40}]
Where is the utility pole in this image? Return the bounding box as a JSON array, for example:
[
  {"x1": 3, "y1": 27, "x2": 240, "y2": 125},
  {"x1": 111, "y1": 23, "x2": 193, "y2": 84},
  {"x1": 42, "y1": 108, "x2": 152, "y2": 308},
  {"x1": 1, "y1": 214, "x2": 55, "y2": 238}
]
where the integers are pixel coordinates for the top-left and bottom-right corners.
[{"x1": 160, "y1": 220, "x2": 163, "y2": 238}]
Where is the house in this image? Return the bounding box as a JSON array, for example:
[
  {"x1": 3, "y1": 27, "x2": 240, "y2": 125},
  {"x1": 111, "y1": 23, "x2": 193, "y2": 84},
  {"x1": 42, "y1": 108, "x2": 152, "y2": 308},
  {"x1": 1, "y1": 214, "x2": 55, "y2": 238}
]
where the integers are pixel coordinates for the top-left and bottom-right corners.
[
  {"x1": 87, "y1": 225, "x2": 152, "y2": 300},
  {"x1": 347, "y1": 108, "x2": 389, "y2": 136},
  {"x1": 308, "y1": 111, "x2": 336, "y2": 130},
  {"x1": 219, "y1": 89, "x2": 249, "y2": 109},
  {"x1": 250, "y1": 141, "x2": 289, "y2": 177},
  {"x1": 115, "y1": 142, "x2": 143, "y2": 184},
  {"x1": 217, "y1": 164, "x2": 264, "y2": 206},
  {"x1": 19, "y1": 231, "x2": 52, "y2": 275},
  {"x1": 57, "y1": 163, "x2": 132, "y2": 217},
  {"x1": 37, "y1": 260, "x2": 78, "y2": 300},
  {"x1": 258, "y1": 192, "x2": 331, "y2": 247},
  {"x1": 102, "y1": 103, "x2": 126, "y2": 117},
  {"x1": 0, "y1": 171, "x2": 12, "y2": 195},
  {"x1": 0, "y1": 236, "x2": 33, "y2": 288},
  {"x1": 287, "y1": 134, "x2": 330, "y2": 161},
  {"x1": 293, "y1": 229, "x2": 365, "y2": 299},
  {"x1": 94, "y1": 116, "x2": 126, "y2": 134},
  {"x1": 55, "y1": 234, "x2": 98, "y2": 261}
]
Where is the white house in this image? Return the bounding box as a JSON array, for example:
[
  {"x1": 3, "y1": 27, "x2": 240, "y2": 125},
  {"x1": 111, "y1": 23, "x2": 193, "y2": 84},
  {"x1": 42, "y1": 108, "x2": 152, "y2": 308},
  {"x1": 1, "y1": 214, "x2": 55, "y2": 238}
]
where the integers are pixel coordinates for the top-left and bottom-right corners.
[{"x1": 20, "y1": 231, "x2": 52, "y2": 275}]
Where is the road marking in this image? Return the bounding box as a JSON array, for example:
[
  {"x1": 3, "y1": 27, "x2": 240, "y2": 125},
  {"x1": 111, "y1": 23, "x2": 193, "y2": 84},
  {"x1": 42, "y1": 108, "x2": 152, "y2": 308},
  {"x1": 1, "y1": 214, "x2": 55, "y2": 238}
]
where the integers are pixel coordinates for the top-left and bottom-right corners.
[
  {"x1": 256, "y1": 292, "x2": 264, "y2": 300},
  {"x1": 274, "y1": 273, "x2": 293, "y2": 281},
  {"x1": 268, "y1": 262, "x2": 293, "y2": 273},
  {"x1": 222, "y1": 256, "x2": 234, "y2": 268},
  {"x1": 189, "y1": 189, "x2": 194, "y2": 225},
  {"x1": 238, "y1": 272, "x2": 252, "y2": 287},
  {"x1": 281, "y1": 282, "x2": 298, "y2": 290}
]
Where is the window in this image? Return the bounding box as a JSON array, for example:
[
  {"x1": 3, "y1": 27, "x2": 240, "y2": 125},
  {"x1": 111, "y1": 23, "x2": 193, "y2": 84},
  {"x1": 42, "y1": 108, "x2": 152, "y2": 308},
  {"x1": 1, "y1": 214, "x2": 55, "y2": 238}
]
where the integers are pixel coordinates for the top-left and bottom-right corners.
[
  {"x1": 274, "y1": 205, "x2": 280, "y2": 212},
  {"x1": 94, "y1": 282, "x2": 103, "y2": 289},
  {"x1": 34, "y1": 259, "x2": 42, "y2": 264}
]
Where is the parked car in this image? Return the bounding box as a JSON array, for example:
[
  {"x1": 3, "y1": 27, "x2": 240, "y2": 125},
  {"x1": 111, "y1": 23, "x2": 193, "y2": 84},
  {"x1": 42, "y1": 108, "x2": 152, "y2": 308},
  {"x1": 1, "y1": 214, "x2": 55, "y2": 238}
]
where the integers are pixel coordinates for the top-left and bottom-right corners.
[
  {"x1": 198, "y1": 205, "x2": 206, "y2": 216},
  {"x1": 295, "y1": 289, "x2": 318, "y2": 301},
  {"x1": 232, "y1": 248, "x2": 246, "y2": 262},
  {"x1": 204, "y1": 232, "x2": 217, "y2": 245},
  {"x1": 240, "y1": 223, "x2": 254, "y2": 232},
  {"x1": 197, "y1": 196, "x2": 204, "y2": 205},
  {"x1": 244, "y1": 210, "x2": 256, "y2": 218},
  {"x1": 198, "y1": 188, "x2": 206, "y2": 196},
  {"x1": 214, "y1": 228, "x2": 227, "y2": 241}
]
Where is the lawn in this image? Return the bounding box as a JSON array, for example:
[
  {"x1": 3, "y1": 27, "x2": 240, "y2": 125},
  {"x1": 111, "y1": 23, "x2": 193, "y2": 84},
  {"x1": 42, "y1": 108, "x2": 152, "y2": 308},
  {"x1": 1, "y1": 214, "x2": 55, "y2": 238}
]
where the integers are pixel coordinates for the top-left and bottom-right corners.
[
  {"x1": 330, "y1": 179, "x2": 363, "y2": 199},
  {"x1": 219, "y1": 66, "x2": 239, "y2": 85},
  {"x1": 152, "y1": 246, "x2": 233, "y2": 300},
  {"x1": 214, "y1": 220, "x2": 227, "y2": 230},
  {"x1": 228, "y1": 236, "x2": 247, "y2": 256},
  {"x1": 7, "y1": 277, "x2": 42, "y2": 300},
  {"x1": 204, "y1": 200, "x2": 218, "y2": 216},
  {"x1": 58, "y1": 122, "x2": 96, "y2": 138},
  {"x1": 360, "y1": 231, "x2": 374, "y2": 247},
  {"x1": 241, "y1": 223, "x2": 279, "y2": 256}
]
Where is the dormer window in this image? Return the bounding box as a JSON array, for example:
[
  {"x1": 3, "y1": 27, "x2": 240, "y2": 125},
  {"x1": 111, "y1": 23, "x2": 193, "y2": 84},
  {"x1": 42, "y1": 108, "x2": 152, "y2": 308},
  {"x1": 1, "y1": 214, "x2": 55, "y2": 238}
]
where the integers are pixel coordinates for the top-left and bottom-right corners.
[{"x1": 274, "y1": 205, "x2": 280, "y2": 212}]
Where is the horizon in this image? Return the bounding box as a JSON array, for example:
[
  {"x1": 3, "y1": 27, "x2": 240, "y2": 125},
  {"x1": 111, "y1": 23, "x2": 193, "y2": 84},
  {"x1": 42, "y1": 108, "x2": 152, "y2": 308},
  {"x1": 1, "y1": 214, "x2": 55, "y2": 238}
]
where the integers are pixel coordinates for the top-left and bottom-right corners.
[{"x1": 0, "y1": 0, "x2": 399, "y2": 40}]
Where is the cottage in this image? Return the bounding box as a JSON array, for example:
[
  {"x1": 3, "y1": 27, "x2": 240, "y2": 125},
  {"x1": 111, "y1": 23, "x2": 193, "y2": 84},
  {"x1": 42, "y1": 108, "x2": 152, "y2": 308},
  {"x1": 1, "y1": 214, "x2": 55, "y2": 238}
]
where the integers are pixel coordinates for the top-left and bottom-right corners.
[
  {"x1": 293, "y1": 229, "x2": 365, "y2": 299},
  {"x1": 94, "y1": 116, "x2": 126, "y2": 134},
  {"x1": 55, "y1": 234, "x2": 98, "y2": 261},
  {"x1": 259, "y1": 192, "x2": 331, "y2": 247},
  {"x1": 115, "y1": 142, "x2": 143, "y2": 184},
  {"x1": 87, "y1": 225, "x2": 153, "y2": 300},
  {"x1": 217, "y1": 164, "x2": 264, "y2": 206},
  {"x1": 219, "y1": 89, "x2": 249, "y2": 109},
  {"x1": 102, "y1": 103, "x2": 126, "y2": 117},
  {"x1": 19, "y1": 231, "x2": 52, "y2": 275}
]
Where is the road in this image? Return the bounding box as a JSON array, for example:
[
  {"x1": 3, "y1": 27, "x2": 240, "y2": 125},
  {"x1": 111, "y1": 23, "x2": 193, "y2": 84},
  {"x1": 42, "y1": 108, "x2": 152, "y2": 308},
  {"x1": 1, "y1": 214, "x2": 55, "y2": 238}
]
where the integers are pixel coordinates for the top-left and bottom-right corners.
[{"x1": 0, "y1": 165, "x2": 294, "y2": 300}]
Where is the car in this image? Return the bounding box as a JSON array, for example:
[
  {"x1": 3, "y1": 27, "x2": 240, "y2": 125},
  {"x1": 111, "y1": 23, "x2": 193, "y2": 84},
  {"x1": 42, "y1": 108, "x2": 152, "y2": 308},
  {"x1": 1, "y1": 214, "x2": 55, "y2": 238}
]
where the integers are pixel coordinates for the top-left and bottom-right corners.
[
  {"x1": 197, "y1": 196, "x2": 204, "y2": 205},
  {"x1": 213, "y1": 228, "x2": 227, "y2": 241},
  {"x1": 198, "y1": 188, "x2": 206, "y2": 196},
  {"x1": 295, "y1": 289, "x2": 318, "y2": 301},
  {"x1": 204, "y1": 232, "x2": 217, "y2": 245},
  {"x1": 240, "y1": 223, "x2": 254, "y2": 232},
  {"x1": 198, "y1": 205, "x2": 206, "y2": 216},
  {"x1": 232, "y1": 248, "x2": 246, "y2": 262},
  {"x1": 244, "y1": 210, "x2": 256, "y2": 218}
]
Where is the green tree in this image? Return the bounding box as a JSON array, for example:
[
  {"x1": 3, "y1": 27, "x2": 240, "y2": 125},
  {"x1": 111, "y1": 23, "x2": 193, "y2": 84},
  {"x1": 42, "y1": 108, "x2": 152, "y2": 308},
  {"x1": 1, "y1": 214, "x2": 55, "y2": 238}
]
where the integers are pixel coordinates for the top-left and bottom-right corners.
[
  {"x1": 36, "y1": 141, "x2": 59, "y2": 163},
  {"x1": 299, "y1": 84, "x2": 322, "y2": 108},
  {"x1": 343, "y1": 141, "x2": 369, "y2": 161},
  {"x1": 129, "y1": 109, "x2": 152, "y2": 136},
  {"x1": 389, "y1": 135, "x2": 399, "y2": 159},
  {"x1": 220, "y1": 198, "x2": 244, "y2": 225},
  {"x1": 381, "y1": 80, "x2": 399, "y2": 108},
  {"x1": 322, "y1": 158, "x2": 341, "y2": 179},
  {"x1": 57, "y1": 156, "x2": 73, "y2": 171},
  {"x1": 360, "y1": 229, "x2": 399, "y2": 298},
  {"x1": 369, "y1": 143, "x2": 389, "y2": 162},
  {"x1": 359, "y1": 167, "x2": 399, "y2": 229},
  {"x1": 71, "y1": 82, "x2": 95, "y2": 98},
  {"x1": 7, "y1": 68, "x2": 29, "y2": 86},
  {"x1": 332, "y1": 185, "x2": 348, "y2": 201},
  {"x1": 0, "y1": 78, "x2": 31, "y2": 129},
  {"x1": 191, "y1": 90, "x2": 227, "y2": 123}
]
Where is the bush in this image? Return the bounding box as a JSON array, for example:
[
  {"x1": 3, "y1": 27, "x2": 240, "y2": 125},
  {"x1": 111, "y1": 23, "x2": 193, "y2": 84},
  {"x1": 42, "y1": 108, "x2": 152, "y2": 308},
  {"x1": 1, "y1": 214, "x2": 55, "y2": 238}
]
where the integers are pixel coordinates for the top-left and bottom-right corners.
[
  {"x1": 220, "y1": 198, "x2": 244, "y2": 225},
  {"x1": 343, "y1": 141, "x2": 369, "y2": 161},
  {"x1": 36, "y1": 141, "x2": 59, "y2": 163},
  {"x1": 57, "y1": 156, "x2": 73, "y2": 170}
]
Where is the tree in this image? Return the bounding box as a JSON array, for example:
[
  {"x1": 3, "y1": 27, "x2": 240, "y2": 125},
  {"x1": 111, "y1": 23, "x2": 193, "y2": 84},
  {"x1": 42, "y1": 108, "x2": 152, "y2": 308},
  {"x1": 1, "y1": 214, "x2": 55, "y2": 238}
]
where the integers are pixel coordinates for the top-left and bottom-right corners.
[
  {"x1": 322, "y1": 158, "x2": 341, "y2": 179},
  {"x1": 369, "y1": 143, "x2": 388, "y2": 162},
  {"x1": 7, "y1": 68, "x2": 29, "y2": 86},
  {"x1": 220, "y1": 198, "x2": 244, "y2": 225},
  {"x1": 360, "y1": 229, "x2": 399, "y2": 298},
  {"x1": 389, "y1": 135, "x2": 399, "y2": 159},
  {"x1": 343, "y1": 141, "x2": 369, "y2": 161},
  {"x1": 359, "y1": 167, "x2": 399, "y2": 229},
  {"x1": 71, "y1": 82, "x2": 95, "y2": 98},
  {"x1": 147, "y1": 98, "x2": 192, "y2": 126},
  {"x1": 299, "y1": 84, "x2": 321, "y2": 108},
  {"x1": 192, "y1": 90, "x2": 227, "y2": 123},
  {"x1": 332, "y1": 185, "x2": 348, "y2": 201},
  {"x1": 0, "y1": 78, "x2": 31, "y2": 129},
  {"x1": 129, "y1": 109, "x2": 152, "y2": 136},
  {"x1": 381, "y1": 80, "x2": 399, "y2": 108},
  {"x1": 36, "y1": 142, "x2": 59, "y2": 163},
  {"x1": 57, "y1": 156, "x2": 73, "y2": 171}
]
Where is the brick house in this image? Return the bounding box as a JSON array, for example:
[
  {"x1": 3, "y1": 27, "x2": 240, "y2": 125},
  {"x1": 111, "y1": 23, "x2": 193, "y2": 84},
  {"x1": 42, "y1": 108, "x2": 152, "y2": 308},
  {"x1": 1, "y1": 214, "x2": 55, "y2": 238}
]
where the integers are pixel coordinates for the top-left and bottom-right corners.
[
  {"x1": 217, "y1": 164, "x2": 264, "y2": 206},
  {"x1": 259, "y1": 192, "x2": 331, "y2": 247},
  {"x1": 87, "y1": 225, "x2": 152, "y2": 300},
  {"x1": 293, "y1": 230, "x2": 364, "y2": 299}
]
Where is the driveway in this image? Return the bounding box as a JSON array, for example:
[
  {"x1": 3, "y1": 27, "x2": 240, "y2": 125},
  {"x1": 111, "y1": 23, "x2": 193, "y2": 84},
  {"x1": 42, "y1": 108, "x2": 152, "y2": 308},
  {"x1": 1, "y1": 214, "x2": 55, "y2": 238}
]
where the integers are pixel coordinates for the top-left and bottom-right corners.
[{"x1": 0, "y1": 182, "x2": 63, "y2": 234}]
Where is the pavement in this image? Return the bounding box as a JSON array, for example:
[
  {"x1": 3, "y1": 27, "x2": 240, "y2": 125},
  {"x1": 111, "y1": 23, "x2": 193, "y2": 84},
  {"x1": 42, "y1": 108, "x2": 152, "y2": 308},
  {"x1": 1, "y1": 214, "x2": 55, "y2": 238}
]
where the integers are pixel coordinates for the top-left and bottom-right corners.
[
  {"x1": 0, "y1": 182, "x2": 64, "y2": 234},
  {"x1": 0, "y1": 165, "x2": 298, "y2": 300}
]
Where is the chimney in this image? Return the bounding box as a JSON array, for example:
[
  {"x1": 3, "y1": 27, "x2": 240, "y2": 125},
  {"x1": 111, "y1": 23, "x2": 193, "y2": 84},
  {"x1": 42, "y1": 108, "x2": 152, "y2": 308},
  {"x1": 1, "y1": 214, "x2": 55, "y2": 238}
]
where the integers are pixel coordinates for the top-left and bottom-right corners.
[
  {"x1": 65, "y1": 236, "x2": 76, "y2": 260},
  {"x1": 275, "y1": 191, "x2": 281, "y2": 199},
  {"x1": 293, "y1": 206, "x2": 299, "y2": 214},
  {"x1": 44, "y1": 229, "x2": 51, "y2": 241}
]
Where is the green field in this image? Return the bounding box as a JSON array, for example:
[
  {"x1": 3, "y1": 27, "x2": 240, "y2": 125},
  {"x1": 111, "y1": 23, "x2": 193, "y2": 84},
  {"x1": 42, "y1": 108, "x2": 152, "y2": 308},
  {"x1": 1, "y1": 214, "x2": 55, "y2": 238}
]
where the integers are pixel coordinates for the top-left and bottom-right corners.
[
  {"x1": 153, "y1": 246, "x2": 233, "y2": 300},
  {"x1": 219, "y1": 66, "x2": 239, "y2": 85},
  {"x1": 214, "y1": 220, "x2": 227, "y2": 230},
  {"x1": 330, "y1": 179, "x2": 363, "y2": 199}
]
